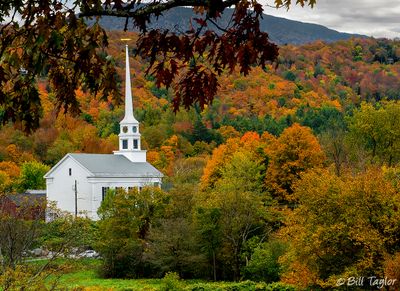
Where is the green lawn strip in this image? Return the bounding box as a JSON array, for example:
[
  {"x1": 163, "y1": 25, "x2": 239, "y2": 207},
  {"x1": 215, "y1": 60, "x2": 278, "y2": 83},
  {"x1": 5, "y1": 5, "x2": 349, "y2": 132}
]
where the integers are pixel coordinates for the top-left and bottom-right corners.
[
  {"x1": 39, "y1": 259, "x2": 290, "y2": 290},
  {"x1": 58, "y1": 269, "x2": 163, "y2": 290},
  {"x1": 55, "y1": 269, "x2": 254, "y2": 290},
  {"x1": 56, "y1": 270, "x2": 279, "y2": 291}
]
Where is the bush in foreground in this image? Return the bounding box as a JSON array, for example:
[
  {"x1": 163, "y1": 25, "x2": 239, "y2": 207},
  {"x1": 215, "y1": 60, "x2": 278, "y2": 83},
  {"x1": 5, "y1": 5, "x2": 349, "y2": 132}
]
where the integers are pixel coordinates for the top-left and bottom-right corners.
[
  {"x1": 185, "y1": 281, "x2": 296, "y2": 291},
  {"x1": 159, "y1": 272, "x2": 296, "y2": 291}
]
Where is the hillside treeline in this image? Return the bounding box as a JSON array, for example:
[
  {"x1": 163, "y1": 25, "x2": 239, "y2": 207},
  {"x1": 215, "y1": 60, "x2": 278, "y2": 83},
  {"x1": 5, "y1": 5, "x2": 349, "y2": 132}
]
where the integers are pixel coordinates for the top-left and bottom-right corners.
[{"x1": 0, "y1": 33, "x2": 400, "y2": 289}]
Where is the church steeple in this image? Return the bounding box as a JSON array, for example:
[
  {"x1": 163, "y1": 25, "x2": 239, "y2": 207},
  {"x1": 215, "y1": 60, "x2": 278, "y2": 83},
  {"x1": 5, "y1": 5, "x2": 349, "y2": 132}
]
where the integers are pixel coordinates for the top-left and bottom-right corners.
[
  {"x1": 114, "y1": 44, "x2": 147, "y2": 163},
  {"x1": 121, "y1": 45, "x2": 138, "y2": 124}
]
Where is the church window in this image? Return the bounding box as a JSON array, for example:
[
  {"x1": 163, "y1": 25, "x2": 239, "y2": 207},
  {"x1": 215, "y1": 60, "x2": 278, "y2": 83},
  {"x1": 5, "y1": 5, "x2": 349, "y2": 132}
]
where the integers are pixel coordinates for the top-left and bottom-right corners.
[
  {"x1": 132, "y1": 126, "x2": 137, "y2": 133},
  {"x1": 122, "y1": 139, "x2": 128, "y2": 149},
  {"x1": 139, "y1": 186, "x2": 143, "y2": 192},
  {"x1": 128, "y1": 187, "x2": 134, "y2": 192},
  {"x1": 154, "y1": 182, "x2": 159, "y2": 187},
  {"x1": 122, "y1": 126, "x2": 128, "y2": 133},
  {"x1": 69, "y1": 168, "x2": 72, "y2": 176},
  {"x1": 133, "y1": 139, "x2": 138, "y2": 149},
  {"x1": 102, "y1": 187, "x2": 110, "y2": 201}
]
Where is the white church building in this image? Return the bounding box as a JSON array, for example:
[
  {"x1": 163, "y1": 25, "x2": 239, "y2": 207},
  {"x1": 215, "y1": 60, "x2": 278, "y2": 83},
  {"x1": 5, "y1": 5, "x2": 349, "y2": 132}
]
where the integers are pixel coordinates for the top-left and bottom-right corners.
[{"x1": 44, "y1": 45, "x2": 163, "y2": 220}]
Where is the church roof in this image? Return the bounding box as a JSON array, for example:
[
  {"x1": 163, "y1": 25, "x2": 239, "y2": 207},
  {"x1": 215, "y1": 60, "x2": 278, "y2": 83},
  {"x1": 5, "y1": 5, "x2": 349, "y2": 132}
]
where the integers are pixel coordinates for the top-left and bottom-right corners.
[
  {"x1": 69, "y1": 153, "x2": 163, "y2": 178},
  {"x1": 45, "y1": 153, "x2": 163, "y2": 178}
]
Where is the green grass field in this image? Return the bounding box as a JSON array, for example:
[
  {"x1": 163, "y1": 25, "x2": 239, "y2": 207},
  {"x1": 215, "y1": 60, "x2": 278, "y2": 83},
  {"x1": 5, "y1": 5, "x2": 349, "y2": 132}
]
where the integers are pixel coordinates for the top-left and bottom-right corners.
[
  {"x1": 56, "y1": 269, "x2": 258, "y2": 290},
  {"x1": 39, "y1": 259, "x2": 293, "y2": 290},
  {"x1": 42, "y1": 259, "x2": 161, "y2": 290},
  {"x1": 58, "y1": 269, "x2": 164, "y2": 290}
]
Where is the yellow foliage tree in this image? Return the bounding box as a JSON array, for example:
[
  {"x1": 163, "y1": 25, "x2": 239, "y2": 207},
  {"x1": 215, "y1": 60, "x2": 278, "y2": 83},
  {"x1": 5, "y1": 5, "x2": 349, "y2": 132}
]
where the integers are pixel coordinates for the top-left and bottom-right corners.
[
  {"x1": 217, "y1": 126, "x2": 240, "y2": 141},
  {"x1": 0, "y1": 171, "x2": 11, "y2": 194},
  {"x1": 280, "y1": 168, "x2": 400, "y2": 288}
]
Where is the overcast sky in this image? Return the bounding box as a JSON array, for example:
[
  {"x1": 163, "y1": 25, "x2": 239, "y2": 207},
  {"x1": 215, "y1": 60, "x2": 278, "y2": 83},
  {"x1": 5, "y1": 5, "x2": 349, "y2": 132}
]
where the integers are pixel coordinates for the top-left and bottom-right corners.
[{"x1": 262, "y1": 0, "x2": 400, "y2": 39}]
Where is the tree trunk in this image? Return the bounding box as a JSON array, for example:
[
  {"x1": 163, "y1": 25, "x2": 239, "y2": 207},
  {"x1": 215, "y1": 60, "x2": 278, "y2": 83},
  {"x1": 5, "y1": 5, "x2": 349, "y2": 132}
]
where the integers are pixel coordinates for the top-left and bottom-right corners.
[
  {"x1": 212, "y1": 250, "x2": 217, "y2": 281},
  {"x1": 233, "y1": 247, "x2": 241, "y2": 281}
]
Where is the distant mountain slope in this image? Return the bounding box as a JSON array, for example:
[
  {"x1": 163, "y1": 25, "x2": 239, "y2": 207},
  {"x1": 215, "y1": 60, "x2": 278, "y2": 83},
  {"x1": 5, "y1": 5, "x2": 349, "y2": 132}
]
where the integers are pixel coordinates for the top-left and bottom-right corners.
[{"x1": 88, "y1": 7, "x2": 364, "y2": 45}]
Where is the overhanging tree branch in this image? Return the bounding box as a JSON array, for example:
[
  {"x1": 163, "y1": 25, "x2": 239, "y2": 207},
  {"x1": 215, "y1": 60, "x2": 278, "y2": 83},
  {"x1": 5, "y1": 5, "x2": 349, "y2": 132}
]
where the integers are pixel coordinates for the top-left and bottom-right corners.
[
  {"x1": 0, "y1": 0, "x2": 310, "y2": 131},
  {"x1": 79, "y1": 0, "x2": 240, "y2": 18}
]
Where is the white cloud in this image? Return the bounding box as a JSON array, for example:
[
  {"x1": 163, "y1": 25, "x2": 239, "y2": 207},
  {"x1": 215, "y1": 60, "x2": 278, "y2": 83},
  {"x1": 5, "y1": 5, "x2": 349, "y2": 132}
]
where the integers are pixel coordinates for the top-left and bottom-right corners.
[{"x1": 262, "y1": 0, "x2": 400, "y2": 38}]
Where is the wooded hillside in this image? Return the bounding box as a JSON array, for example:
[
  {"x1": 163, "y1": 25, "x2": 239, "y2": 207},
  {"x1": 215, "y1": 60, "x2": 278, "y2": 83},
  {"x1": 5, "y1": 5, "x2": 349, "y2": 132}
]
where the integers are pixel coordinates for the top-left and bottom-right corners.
[{"x1": 1, "y1": 33, "x2": 400, "y2": 288}]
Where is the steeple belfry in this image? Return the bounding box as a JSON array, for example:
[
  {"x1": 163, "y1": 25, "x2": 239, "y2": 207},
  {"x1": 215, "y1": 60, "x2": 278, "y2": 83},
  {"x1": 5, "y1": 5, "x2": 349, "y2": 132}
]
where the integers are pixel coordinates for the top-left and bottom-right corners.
[{"x1": 114, "y1": 44, "x2": 147, "y2": 163}]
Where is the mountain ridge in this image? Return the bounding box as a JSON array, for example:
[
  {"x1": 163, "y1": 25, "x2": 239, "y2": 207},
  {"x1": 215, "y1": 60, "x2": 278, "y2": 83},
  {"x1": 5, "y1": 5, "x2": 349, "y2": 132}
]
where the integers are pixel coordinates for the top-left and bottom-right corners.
[{"x1": 88, "y1": 7, "x2": 366, "y2": 45}]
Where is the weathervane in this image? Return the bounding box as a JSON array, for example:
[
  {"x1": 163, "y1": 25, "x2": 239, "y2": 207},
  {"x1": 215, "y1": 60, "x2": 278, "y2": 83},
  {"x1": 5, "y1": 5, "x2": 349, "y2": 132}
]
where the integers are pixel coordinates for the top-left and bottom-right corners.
[
  {"x1": 121, "y1": 38, "x2": 132, "y2": 52},
  {"x1": 121, "y1": 38, "x2": 133, "y2": 63}
]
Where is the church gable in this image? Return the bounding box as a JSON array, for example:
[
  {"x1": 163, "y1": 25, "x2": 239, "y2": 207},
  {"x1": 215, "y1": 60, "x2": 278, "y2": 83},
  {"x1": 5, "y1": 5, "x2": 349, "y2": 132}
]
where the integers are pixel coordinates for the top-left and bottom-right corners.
[{"x1": 44, "y1": 154, "x2": 94, "y2": 179}]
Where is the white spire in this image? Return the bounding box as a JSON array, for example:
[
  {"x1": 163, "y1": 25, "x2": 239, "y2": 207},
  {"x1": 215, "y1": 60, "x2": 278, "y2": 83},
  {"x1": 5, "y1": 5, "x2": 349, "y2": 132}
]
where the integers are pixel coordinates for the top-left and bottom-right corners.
[
  {"x1": 114, "y1": 43, "x2": 147, "y2": 163},
  {"x1": 121, "y1": 44, "x2": 138, "y2": 124}
]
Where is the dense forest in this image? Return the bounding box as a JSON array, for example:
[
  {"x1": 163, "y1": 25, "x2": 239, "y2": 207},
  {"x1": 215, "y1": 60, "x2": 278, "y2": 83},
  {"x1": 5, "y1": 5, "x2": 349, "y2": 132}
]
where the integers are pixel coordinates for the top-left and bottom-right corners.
[{"x1": 1, "y1": 32, "x2": 400, "y2": 289}]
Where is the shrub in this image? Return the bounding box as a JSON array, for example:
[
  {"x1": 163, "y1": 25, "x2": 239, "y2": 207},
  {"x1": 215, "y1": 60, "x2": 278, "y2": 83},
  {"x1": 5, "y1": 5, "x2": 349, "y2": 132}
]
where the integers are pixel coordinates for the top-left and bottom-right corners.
[
  {"x1": 184, "y1": 281, "x2": 296, "y2": 291},
  {"x1": 0, "y1": 265, "x2": 62, "y2": 290},
  {"x1": 161, "y1": 272, "x2": 183, "y2": 291},
  {"x1": 265, "y1": 282, "x2": 296, "y2": 291}
]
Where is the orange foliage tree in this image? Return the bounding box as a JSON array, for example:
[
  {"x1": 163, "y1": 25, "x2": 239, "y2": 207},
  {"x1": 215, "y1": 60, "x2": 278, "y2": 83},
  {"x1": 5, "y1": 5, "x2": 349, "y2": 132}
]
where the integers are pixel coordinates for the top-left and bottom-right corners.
[
  {"x1": 0, "y1": 161, "x2": 21, "y2": 193},
  {"x1": 146, "y1": 135, "x2": 181, "y2": 176},
  {"x1": 384, "y1": 252, "x2": 400, "y2": 291},
  {"x1": 265, "y1": 123, "x2": 325, "y2": 203},
  {"x1": 201, "y1": 131, "x2": 271, "y2": 189}
]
